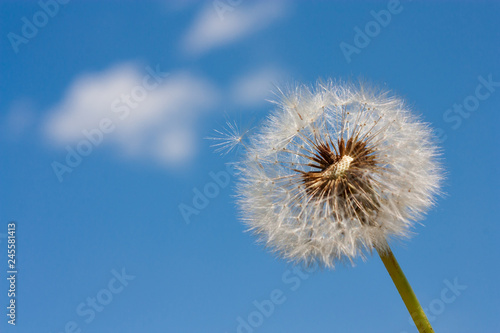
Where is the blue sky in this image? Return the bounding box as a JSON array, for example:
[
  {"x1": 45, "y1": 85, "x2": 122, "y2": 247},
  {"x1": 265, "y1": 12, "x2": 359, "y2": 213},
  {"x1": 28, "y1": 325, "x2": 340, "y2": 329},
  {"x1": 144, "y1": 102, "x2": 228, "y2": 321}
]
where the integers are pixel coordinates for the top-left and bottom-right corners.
[{"x1": 1, "y1": 1, "x2": 499, "y2": 332}]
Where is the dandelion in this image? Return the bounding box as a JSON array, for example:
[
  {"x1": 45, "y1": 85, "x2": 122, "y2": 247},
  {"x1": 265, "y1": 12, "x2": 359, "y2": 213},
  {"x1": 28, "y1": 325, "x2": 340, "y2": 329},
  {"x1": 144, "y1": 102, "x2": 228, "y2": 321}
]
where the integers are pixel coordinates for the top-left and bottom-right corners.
[{"x1": 223, "y1": 80, "x2": 442, "y2": 332}]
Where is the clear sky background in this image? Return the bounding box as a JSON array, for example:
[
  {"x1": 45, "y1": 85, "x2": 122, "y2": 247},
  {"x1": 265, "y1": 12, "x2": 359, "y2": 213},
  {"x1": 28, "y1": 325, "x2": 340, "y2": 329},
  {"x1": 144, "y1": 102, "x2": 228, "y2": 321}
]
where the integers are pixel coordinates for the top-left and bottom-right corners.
[{"x1": 1, "y1": 1, "x2": 499, "y2": 332}]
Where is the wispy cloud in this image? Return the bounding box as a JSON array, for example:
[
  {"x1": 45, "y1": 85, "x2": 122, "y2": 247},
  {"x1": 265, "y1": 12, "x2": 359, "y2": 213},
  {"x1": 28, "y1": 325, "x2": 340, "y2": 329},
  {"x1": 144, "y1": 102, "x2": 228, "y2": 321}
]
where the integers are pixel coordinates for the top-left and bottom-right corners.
[
  {"x1": 43, "y1": 63, "x2": 219, "y2": 167},
  {"x1": 230, "y1": 66, "x2": 287, "y2": 108},
  {"x1": 181, "y1": 1, "x2": 288, "y2": 55}
]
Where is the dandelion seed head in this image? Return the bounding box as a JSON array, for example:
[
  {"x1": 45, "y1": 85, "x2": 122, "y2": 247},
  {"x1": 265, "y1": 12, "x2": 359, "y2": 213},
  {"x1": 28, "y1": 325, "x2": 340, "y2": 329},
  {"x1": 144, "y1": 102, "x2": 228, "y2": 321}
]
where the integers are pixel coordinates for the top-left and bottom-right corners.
[{"x1": 236, "y1": 80, "x2": 443, "y2": 268}]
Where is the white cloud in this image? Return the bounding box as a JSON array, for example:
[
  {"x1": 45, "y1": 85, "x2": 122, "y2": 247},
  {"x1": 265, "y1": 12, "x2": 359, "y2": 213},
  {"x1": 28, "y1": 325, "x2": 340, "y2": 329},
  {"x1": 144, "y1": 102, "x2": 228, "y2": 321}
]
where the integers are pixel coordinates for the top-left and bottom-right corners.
[
  {"x1": 154, "y1": 127, "x2": 197, "y2": 165},
  {"x1": 230, "y1": 67, "x2": 286, "y2": 107},
  {"x1": 181, "y1": 1, "x2": 287, "y2": 55},
  {"x1": 43, "y1": 63, "x2": 219, "y2": 167}
]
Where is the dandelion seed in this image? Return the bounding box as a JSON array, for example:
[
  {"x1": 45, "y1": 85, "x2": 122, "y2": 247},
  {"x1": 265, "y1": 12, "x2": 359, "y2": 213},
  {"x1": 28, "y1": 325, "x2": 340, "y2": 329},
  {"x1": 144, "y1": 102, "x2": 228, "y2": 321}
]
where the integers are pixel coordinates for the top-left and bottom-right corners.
[{"x1": 208, "y1": 120, "x2": 247, "y2": 155}]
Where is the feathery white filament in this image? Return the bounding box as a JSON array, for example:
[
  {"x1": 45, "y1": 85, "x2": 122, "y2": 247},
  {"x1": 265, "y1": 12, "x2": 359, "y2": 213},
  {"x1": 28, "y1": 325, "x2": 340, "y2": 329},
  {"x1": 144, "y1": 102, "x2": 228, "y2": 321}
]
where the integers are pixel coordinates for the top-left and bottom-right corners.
[{"x1": 235, "y1": 81, "x2": 443, "y2": 268}]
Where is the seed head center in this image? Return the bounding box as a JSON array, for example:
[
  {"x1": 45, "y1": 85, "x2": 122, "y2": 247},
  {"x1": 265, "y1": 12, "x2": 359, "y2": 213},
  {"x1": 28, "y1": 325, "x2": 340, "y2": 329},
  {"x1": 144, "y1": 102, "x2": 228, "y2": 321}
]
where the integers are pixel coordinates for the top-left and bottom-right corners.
[{"x1": 325, "y1": 155, "x2": 354, "y2": 179}]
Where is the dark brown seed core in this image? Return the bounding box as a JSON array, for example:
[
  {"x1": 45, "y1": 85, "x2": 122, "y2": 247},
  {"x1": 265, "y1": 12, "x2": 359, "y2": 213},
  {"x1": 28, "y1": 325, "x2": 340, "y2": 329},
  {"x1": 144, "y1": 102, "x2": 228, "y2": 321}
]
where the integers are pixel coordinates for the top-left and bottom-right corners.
[{"x1": 298, "y1": 136, "x2": 379, "y2": 225}]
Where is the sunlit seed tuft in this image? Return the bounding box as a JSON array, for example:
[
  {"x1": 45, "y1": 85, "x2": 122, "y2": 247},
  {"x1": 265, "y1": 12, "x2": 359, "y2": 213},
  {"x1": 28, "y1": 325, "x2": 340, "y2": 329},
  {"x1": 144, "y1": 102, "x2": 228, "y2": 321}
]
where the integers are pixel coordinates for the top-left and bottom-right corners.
[{"x1": 233, "y1": 80, "x2": 443, "y2": 268}]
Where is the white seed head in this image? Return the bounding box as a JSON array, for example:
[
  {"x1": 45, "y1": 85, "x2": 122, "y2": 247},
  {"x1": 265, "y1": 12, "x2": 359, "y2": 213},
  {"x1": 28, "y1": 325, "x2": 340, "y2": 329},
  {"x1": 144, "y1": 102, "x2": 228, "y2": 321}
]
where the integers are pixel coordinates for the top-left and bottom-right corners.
[{"x1": 235, "y1": 81, "x2": 443, "y2": 268}]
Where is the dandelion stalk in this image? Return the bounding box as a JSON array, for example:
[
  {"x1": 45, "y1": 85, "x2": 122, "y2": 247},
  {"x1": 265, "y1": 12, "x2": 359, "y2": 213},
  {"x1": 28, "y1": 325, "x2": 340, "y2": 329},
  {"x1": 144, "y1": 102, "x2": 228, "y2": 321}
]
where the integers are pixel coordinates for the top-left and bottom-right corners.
[{"x1": 377, "y1": 244, "x2": 434, "y2": 333}]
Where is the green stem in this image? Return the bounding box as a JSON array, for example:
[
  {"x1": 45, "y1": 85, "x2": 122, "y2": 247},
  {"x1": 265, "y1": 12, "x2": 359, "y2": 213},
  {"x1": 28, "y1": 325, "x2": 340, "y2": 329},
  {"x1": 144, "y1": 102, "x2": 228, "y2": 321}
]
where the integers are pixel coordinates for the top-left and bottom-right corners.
[{"x1": 376, "y1": 244, "x2": 434, "y2": 333}]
